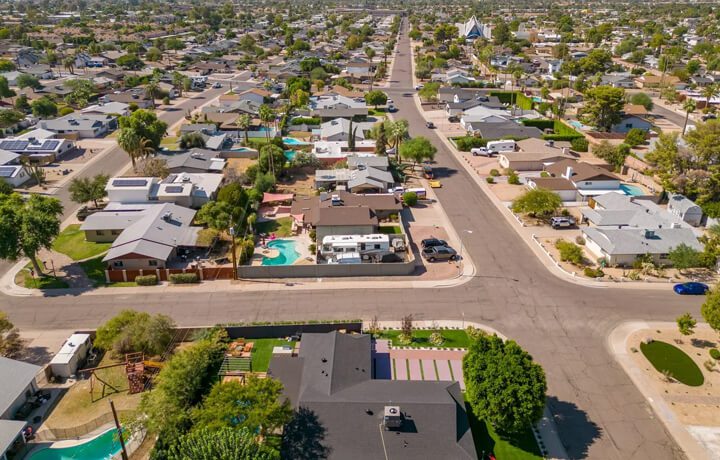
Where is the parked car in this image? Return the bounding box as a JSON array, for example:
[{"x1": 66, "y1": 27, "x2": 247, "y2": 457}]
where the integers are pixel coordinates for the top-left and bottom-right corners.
[
  {"x1": 388, "y1": 105, "x2": 397, "y2": 112},
  {"x1": 425, "y1": 121, "x2": 435, "y2": 129},
  {"x1": 673, "y1": 282, "x2": 709, "y2": 295},
  {"x1": 387, "y1": 98, "x2": 394, "y2": 104},
  {"x1": 422, "y1": 245, "x2": 457, "y2": 262},
  {"x1": 470, "y1": 147, "x2": 496, "y2": 157},
  {"x1": 212, "y1": 82, "x2": 222, "y2": 89},
  {"x1": 702, "y1": 114, "x2": 717, "y2": 122},
  {"x1": 448, "y1": 115, "x2": 460, "y2": 123},
  {"x1": 423, "y1": 165, "x2": 434, "y2": 179},
  {"x1": 415, "y1": 84, "x2": 424, "y2": 90},
  {"x1": 421, "y1": 238, "x2": 447, "y2": 248},
  {"x1": 550, "y1": 216, "x2": 576, "y2": 229},
  {"x1": 429, "y1": 180, "x2": 442, "y2": 188},
  {"x1": 76, "y1": 205, "x2": 105, "y2": 221}
]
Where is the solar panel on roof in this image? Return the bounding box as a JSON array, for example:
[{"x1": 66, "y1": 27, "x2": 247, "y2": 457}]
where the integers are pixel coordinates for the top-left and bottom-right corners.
[
  {"x1": 38, "y1": 140, "x2": 59, "y2": 151},
  {"x1": 0, "y1": 140, "x2": 28, "y2": 151},
  {"x1": 0, "y1": 166, "x2": 16, "y2": 177},
  {"x1": 165, "y1": 186, "x2": 184, "y2": 193},
  {"x1": 112, "y1": 179, "x2": 148, "y2": 187}
]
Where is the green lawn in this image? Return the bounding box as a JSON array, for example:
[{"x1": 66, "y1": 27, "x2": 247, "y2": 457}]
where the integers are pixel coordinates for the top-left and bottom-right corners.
[
  {"x1": 641, "y1": 340, "x2": 705, "y2": 386},
  {"x1": 256, "y1": 217, "x2": 293, "y2": 237},
  {"x1": 250, "y1": 338, "x2": 293, "y2": 372},
  {"x1": 22, "y1": 272, "x2": 69, "y2": 289},
  {"x1": 246, "y1": 137, "x2": 272, "y2": 147},
  {"x1": 379, "y1": 225, "x2": 402, "y2": 234},
  {"x1": 466, "y1": 401, "x2": 543, "y2": 460},
  {"x1": 79, "y1": 256, "x2": 137, "y2": 288},
  {"x1": 376, "y1": 329, "x2": 471, "y2": 348},
  {"x1": 368, "y1": 108, "x2": 387, "y2": 117},
  {"x1": 52, "y1": 225, "x2": 111, "y2": 261}
]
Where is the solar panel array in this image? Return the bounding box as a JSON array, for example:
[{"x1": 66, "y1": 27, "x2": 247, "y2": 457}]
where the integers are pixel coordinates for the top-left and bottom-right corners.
[
  {"x1": 112, "y1": 179, "x2": 148, "y2": 187},
  {"x1": 37, "y1": 140, "x2": 60, "y2": 151},
  {"x1": 0, "y1": 140, "x2": 29, "y2": 151},
  {"x1": 0, "y1": 166, "x2": 16, "y2": 177},
  {"x1": 0, "y1": 140, "x2": 61, "y2": 152},
  {"x1": 164, "y1": 185, "x2": 185, "y2": 193}
]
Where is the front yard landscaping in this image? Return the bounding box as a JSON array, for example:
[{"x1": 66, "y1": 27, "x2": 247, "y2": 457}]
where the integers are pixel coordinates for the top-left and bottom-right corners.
[
  {"x1": 52, "y1": 224, "x2": 111, "y2": 261},
  {"x1": 377, "y1": 329, "x2": 471, "y2": 348},
  {"x1": 379, "y1": 225, "x2": 403, "y2": 234},
  {"x1": 641, "y1": 340, "x2": 704, "y2": 386},
  {"x1": 79, "y1": 256, "x2": 137, "y2": 288},
  {"x1": 15, "y1": 263, "x2": 69, "y2": 289},
  {"x1": 466, "y1": 401, "x2": 543, "y2": 460}
]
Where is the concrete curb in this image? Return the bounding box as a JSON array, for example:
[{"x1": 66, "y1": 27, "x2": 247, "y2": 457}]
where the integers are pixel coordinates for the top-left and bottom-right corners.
[{"x1": 606, "y1": 321, "x2": 714, "y2": 460}]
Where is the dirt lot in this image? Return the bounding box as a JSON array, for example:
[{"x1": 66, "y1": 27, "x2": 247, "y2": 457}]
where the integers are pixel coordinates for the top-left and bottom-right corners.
[
  {"x1": 277, "y1": 167, "x2": 315, "y2": 196},
  {"x1": 225, "y1": 158, "x2": 255, "y2": 175}
]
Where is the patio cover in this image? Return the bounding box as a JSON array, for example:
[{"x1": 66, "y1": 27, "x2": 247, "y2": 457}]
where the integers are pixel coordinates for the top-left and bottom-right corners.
[{"x1": 262, "y1": 192, "x2": 295, "y2": 204}]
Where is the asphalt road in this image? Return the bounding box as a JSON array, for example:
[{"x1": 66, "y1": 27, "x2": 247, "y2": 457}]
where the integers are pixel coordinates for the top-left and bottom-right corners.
[{"x1": 0, "y1": 25, "x2": 702, "y2": 459}]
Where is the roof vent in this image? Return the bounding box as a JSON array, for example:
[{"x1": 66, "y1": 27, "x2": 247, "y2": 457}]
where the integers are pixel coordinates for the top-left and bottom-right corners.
[
  {"x1": 162, "y1": 211, "x2": 173, "y2": 221},
  {"x1": 383, "y1": 406, "x2": 402, "y2": 430},
  {"x1": 644, "y1": 229, "x2": 655, "y2": 239}
]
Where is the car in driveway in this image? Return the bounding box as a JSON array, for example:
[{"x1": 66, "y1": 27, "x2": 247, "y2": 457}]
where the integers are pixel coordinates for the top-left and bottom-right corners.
[
  {"x1": 415, "y1": 84, "x2": 424, "y2": 90},
  {"x1": 550, "y1": 216, "x2": 576, "y2": 229},
  {"x1": 673, "y1": 282, "x2": 709, "y2": 295},
  {"x1": 422, "y1": 245, "x2": 457, "y2": 262},
  {"x1": 421, "y1": 238, "x2": 447, "y2": 248}
]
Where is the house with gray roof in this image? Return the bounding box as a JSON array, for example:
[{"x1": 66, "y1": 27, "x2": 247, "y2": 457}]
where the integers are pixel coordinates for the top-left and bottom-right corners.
[
  {"x1": 39, "y1": 113, "x2": 117, "y2": 138},
  {"x1": 268, "y1": 332, "x2": 477, "y2": 460},
  {"x1": 314, "y1": 166, "x2": 393, "y2": 193},
  {"x1": 157, "y1": 149, "x2": 226, "y2": 174},
  {"x1": 0, "y1": 357, "x2": 41, "y2": 460},
  {"x1": 582, "y1": 227, "x2": 703, "y2": 266},
  {"x1": 667, "y1": 193, "x2": 703, "y2": 227},
  {"x1": 319, "y1": 118, "x2": 374, "y2": 142}
]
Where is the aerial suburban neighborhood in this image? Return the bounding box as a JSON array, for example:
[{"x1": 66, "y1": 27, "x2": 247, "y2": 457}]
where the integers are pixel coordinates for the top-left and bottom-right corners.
[{"x1": 1, "y1": 1, "x2": 720, "y2": 459}]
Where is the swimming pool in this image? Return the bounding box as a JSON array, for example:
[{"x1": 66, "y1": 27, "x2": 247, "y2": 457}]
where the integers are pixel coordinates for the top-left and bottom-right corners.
[
  {"x1": 261, "y1": 239, "x2": 301, "y2": 266},
  {"x1": 569, "y1": 120, "x2": 587, "y2": 130},
  {"x1": 620, "y1": 183, "x2": 645, "y2": 196},
  {"x1": 28, "y1": 428, "x2": 122, "y2": 460},
  {"x1": 282, "y1": 137, "x2": 310, "y2": 146},
  {"x1": 284, "y1": 150, "x2": 296, "y2": 161}
]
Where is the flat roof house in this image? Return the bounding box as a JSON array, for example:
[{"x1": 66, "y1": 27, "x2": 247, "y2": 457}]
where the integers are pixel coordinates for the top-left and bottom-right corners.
[
  {"x1": 268, "y1": 332, "x2": 477, "y2": 460},
  {"x1": 39, "y1": 114, "x2": 117, "y2": 138},
  {"x1": 0, "y1": 137, "x2": 74, "y2": 164}
]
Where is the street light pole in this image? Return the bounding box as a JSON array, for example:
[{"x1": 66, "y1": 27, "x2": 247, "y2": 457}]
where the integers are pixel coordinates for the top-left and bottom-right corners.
[{"x1": 229, "y1": 226, "x2": 238, "y2": 281}]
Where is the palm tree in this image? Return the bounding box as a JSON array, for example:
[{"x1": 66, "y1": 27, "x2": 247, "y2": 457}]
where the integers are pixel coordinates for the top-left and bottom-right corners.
[
  {"x1": 237, "y1": 113, "x2": 251, "y2": 146},
  {"x1": 701, "y1": 83, "x2": 718, "y2": 110},
  {"x1": 682, "y1": 98, "x2": 696, "y2": 135},
  {"x1": 145, "y1": 80, "x2": 159, "y2": 109},
  {"x1": 62, "y1": 56, "x2": 74, "y2": 76},
  {"x1": 118, "y1": 131, "x2": 154, "y2": 170},
  {"x1": 388, "y1": 120, "x2": 408, "y2": 150},
  {"x1": 172, "y1": 72, "x2": 185, "y2": 97},
  {"x1": 258, "y1": 104, "x2": 276, "y2": 175}
]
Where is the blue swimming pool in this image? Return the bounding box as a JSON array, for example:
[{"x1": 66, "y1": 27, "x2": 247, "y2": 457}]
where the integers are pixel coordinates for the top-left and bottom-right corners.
[
  {"x1": 569, "y1": 120, "x2": 586, "y2": 130},
  {"x1": 284, "y1": 150, "x2": 296, "y2": 161},
  {"x1": 620, "y1": 183, "x2": 645, "y2": 196},
  {"x1": 262, "y1": 239, "x2": 301, "y2": 266},
  {"x1": 282, "y1": 137, "x2": 310, "y2": 146},
  {"x1": 28, "y1": 428, "x2": 122, "y2": 460}
]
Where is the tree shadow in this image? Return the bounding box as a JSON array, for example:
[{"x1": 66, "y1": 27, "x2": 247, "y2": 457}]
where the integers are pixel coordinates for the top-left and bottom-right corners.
[
  {"x1": 690, "y1": 338, "x2": 717, "y2": 349},
  {"x1": 547, "y1": 396, "x2": 602, "y2": 459},
  {"x1": 281, "y1": 407, "x2": 331, "y2": 460}
]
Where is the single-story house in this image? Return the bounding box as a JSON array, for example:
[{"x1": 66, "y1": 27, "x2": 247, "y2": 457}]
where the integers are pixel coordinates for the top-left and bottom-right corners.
[
  {"x1": 319, "y1": 118, "x2": 374, "y2": 142},
  {"x1": 314, "y1": 167, "x2": 394, "y2": 193},
  {"x1": 0, "y1": 149, "x2": 28, "y2": 187},
  {"x1": 80, "y1": 102, "x2": 130, "y2": 117},
  {"x1": 100, "y1": 202, "x2": 203, "y2": 270},
  {"x1": 545, "y1": 159, "x2": 620, "y2": 197},
  {"x1": 581, "y1": 192, "x2": 691, "y2": 230},
  {"x1": 469, "y1": 120, "x2": 543, "y2": 140},
  {"x1": 39, "y1": 114, "x2": 117, "y2": 138},
  {"x1": 157, "y1": 149, "x2": 226, "y2": 174},
  {"x1": 104, "y1": 174, "x2": 222, "y2": 209},
  {"x1": 526, "y1": 177, "x2": 578, "y2": 201},
  {"x1": 268, "y1": 332, "x2": 478, "y2": 460},
  {"x1": 582, "y1": 227, "x2": 703, "y2": 266},
  {"x1": 0, "y1": 357, "x2": 40, "y2": 420},
  {"x1": 611, "y1": 115, "x2": 653, "y2": 134},
  {"x1": 0, "y1": 136, "x2": 74, "y2": 163}
]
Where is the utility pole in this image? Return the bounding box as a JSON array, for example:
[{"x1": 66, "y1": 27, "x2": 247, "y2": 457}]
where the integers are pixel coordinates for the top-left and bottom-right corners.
[
  {"x1": 229, "y1": 226, "x2": 238, "y2": 280},
  {"x1": 110, "y1": 400, "x2": 129, "y2": 460}
]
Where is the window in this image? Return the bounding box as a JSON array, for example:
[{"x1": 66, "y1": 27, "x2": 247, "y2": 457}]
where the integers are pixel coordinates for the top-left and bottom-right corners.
[
  {"x1": 374, "y1": 244, "x2": 381, "y2": 249},
  {"x1": 112, "y1": 261, "x2": 124, "y2": 268},
  {"x1": 111, "y1": 230, "x2": 120, "y2": 235},
  {"x1": 148, "y1": 260, "x2": 158, "y2": 267},
  {"x1": 625, "y1": 123, "x2": 632, "y2": 129},
  {"x1": 96, "y1": 230, "x2": 105, "y2": 236}
]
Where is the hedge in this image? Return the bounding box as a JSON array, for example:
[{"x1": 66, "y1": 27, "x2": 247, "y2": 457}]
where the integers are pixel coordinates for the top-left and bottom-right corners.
[
  {"x1": 290, "y1": 116, "x2": 321, "y2": 126},
  {"x1": 488, "y1": 91, "x2": 533, "y2": 110},
  {"x1": 454, "y1": 136, "x2": 487, "y2": 151},
  {"x1": 521, "y1": 119, "x2": 584, "y2": 140},
  {"x1": 169, "y1": 273, "x2": 199, "y2": 284},
  {"x1": 135, "y1": 275, "x2": 158, "y2": 286},
  {"x1": 710, "y1": 349, "x2": 720, "y2": 360},
  {"x1": 520, "y1": 119, "x2": 554, "y2": 130}
]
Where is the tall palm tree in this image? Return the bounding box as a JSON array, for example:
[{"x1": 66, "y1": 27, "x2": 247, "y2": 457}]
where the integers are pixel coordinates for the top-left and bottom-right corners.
[
  {"x1": 701, "y1": 83, "x2": 718, "y2": 110},
  {"x1": 62, "y1": 56, "x2": 74, "y2": 76},
  {"x1": 682, "y1": 98, "x2": 696, "y2": 135},
  {"x1": 389, "y1": 120, "x2": 408, "y2": 150},
  {"x1": 237, "y1": 113, "x2": 251, "y2": 145},
  {"x1": 118, "y1": 131, "x2": 154, "y2": 170},
  {"x1": 145, "y1": 80, "x2": 159, "y2": 109}
]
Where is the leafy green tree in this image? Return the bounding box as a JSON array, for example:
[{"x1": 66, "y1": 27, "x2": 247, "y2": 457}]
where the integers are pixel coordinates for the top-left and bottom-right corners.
[
  {"x1": 168, "y1": 427, "x2": 278, "y2": 460},
  {"x1": 118, "y1": 109, "x2": 167, "y2": 149},
  {"x1": 388, "y1": 119, "x2": 409, "y2": 149},
  {"x1": 95, "y1": 309, "x2": 175, "y2": 357},
  {"x1": 0, "y1": 76, "x2": 16, "y2": 102},
  {"x1": 511, "y1": 188, "x2": 562, "y2": 217},
  {"x1": 668, "y1": 243, "x2": 701, "y2": 272},
  {"x1": 581, "y1": 86, "x2": 625, "y2": 132},
  {"x1": 0, "y1": 193, "x2": 63, "y2": 275},
  {"x1": 492, "y1": 20, "x2": 511, "y2": 45},
  {"x1": 258, "y1": 144, "x2": 285, "y2": 176},
  {"x1": 254, "y1": 172, "x2": 276, "y2": 194},
  {"x1": 146, "y1": 47, "x2": 163, "y2": 62},
  {"x1": 399, "y1": 137, "x2": 436, "y2": 166},
  {"x1": 624, "y1": 128, "x2": 646, "y2": 147},
  {"x1": 592, "y1": 140, "x2": 628, "y2": 171},
  {"x1": 68, "y1": 174, "x2": 108, "y2": 207},
  {"x1": 629, "y1": 92, "x2": 653, "y2": 110},
  {"x1": 702, "y1": 288, "x2": 720, "y2": 334},
  {"x1": 463, "y1": 333, "x2": 547, "y2": 434},
  {"x1": 676, "y1": 313, "x2": 697, "y2": 336},
  {"x1": 64, "y1": 79, "x2": 95, "y2": 107},
  {"x1": 375, "y1": 123, "x2": 387, "y2": 156},
  {"x1": 0, "y1": 311, "x2": 22, "y2": 358},
  {"x1": 418, "y1": 82, "x2": 440, "y2": 102},
  {"x1": 196, "y1": 201, "x2": 233, "y2": 231},
  {"x1": 14, "y1": 94, "x2": 30, "y2": 113},
  {"x1": 116, "y1": 53, "x2": 145, "y2": 70},
  {"x1": 645, "y1": 132, "x2": 682, "y2": 175},
  {"x1": 16, "y1": 74, "x2": 41, "y2": 92},
  {"x1": 684, "y1": 120, "x2": 720, "y2": 167},
  {"x1": 30, "y1": 96, "x2": 58, "y2": 118},
  {"x1": 0, "y1": 59, "x2": 15, "y2": 71},
  {"x1": 217, "y1": 183, "x2": 251, "y2": 224},
  {"x1": 179, "y1": 132, "x2": 206, "y2": 149},
  {"x1": 364, "y1": 90, "x2": 387, "y2": 109},
  {"x1": 192, "y1": 378, "x2": 291, "y2": 436}
]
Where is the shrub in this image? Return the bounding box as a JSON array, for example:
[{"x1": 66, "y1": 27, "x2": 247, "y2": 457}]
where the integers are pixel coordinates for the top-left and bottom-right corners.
[
  {"x1": 429, "y1": 332, "x2": 445, "y2": 346},
  {"x1": 575, "y1": 236, "x2": 585, "y2": 245},
  {"x1": 583, "y1": 267, "x2": 604, "y2": 278},
  {"x1": 238, "y1": 238, "x2": 255, "y2": 265},
  {"x1": 308, "y1": 243, "x2": 316, "y2": 254},
  {"x1": 710, "y1": 349, "x2": 720, "y2": 360},
  {"x1": 555, "y1": 239, "x2": 584, "y2": 265},
  {"x1": 508, "y1": 172, "x2": 521, "y2": 185},
  {"x1": 290, "y1": 116, "x2": 321, "y2": 126},
  {"x1": 58, "y1": 106, "x2": 74, "y2": 116},
  {"x1": 309, "y1": 230, "x2": 316, "y2": 241},
  {"x1": 486, "y1": 177, "x2": 495, "y2": 184},
  {"x1": 454, "y1": 136, "x2": 487, "y2": 151},
  {"x1": 402, "y1": 191, "x2": 418, "y2": 206},
  {"x1": 135, "y1": 275, "x2": 158, "y2": 286},
  {"x1": 397, "y1": 332, "x2": 413, "y2": 345},
  {"x1": 169, "y1": 273, "x2": 199, "y2": 284},
  {"x1": 571, "y1": 137, "x2": 589, "y2": 152},
  {"x1": 465, "y1": 325, "x2": 486, "y2": 340},
  {"x1": 540, "y1": 171, "x2": 550, "y2": 177},
  {"x1": 489, "y1": 169, "x2": 500, "y2": 177},
  {"x1": 162, "y1": 96, "x2": 170, "y2": 105}
]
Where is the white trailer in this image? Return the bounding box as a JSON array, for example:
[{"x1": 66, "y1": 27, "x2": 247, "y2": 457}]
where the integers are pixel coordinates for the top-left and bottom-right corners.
[
  {"x1": 320, "y1": 234, "x2": 390, "y2": 257},
  {"x1": 49, "y1": 333, "x2": 92, "y2": 378}
]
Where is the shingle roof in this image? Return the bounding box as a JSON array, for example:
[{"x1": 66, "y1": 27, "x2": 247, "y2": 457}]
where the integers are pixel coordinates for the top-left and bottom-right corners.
[
  {"x1": 582, "y1": 227, "x2": 702, "y2": 255},
  {"x1": 316, "y1": 206, "x2": 377, "y2": 227}
]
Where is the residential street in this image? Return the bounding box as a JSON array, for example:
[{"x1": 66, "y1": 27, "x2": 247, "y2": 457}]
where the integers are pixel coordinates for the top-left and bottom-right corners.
[{"x1": 0, "y1": 23, "x2": 702, "y2": 460}]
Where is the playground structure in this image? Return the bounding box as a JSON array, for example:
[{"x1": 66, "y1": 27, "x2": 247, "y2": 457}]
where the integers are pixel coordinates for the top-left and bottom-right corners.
[{"x1": 84, "y1": 353, "x2": 165, "y2": 399}]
